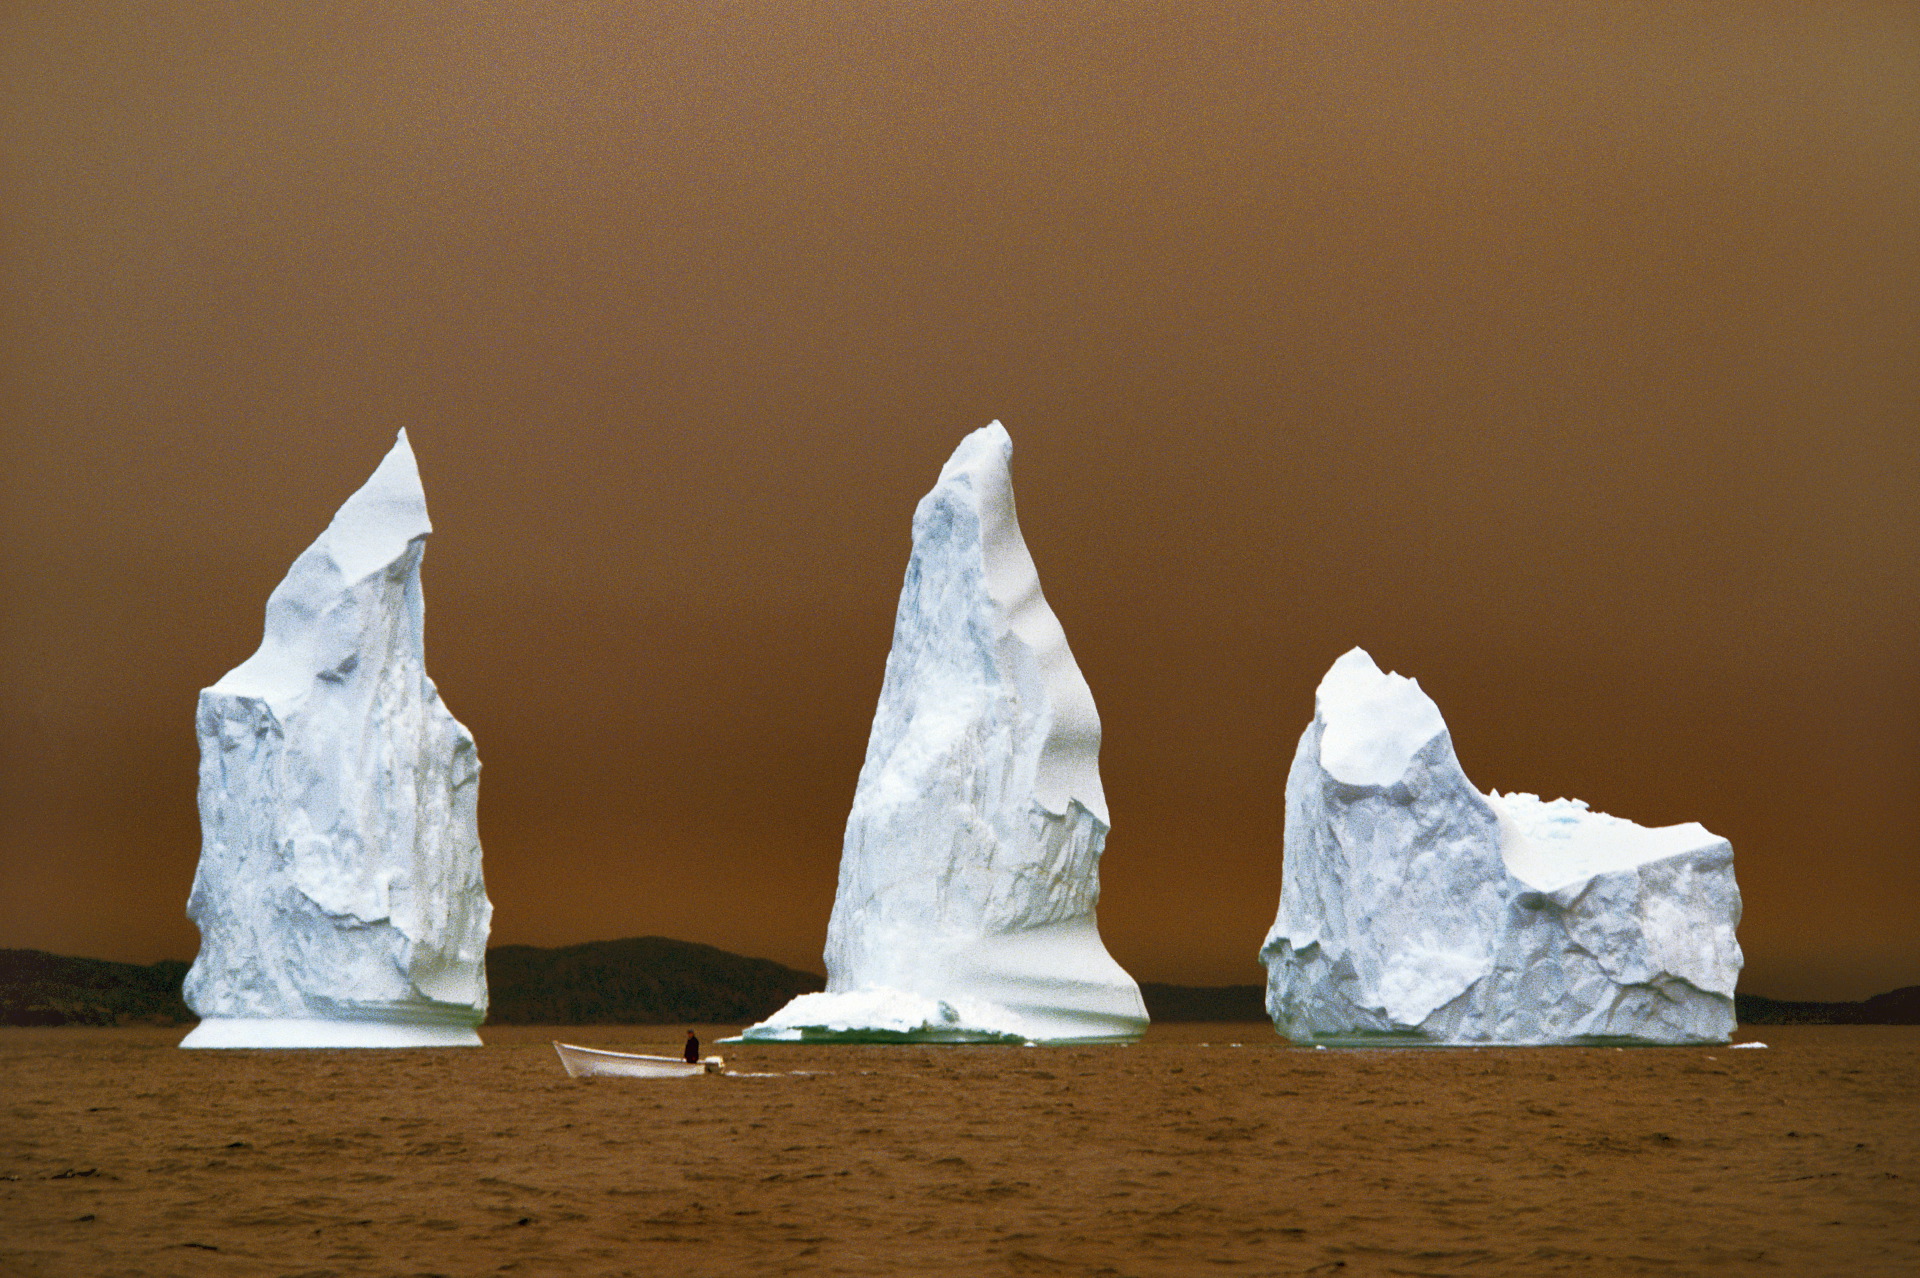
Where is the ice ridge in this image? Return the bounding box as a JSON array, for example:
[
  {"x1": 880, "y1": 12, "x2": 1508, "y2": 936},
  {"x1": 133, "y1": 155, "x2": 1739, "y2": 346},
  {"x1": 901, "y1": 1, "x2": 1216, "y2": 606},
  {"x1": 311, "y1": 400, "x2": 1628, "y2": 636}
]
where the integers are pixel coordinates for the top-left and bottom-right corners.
[
  {"x1": 181, "y1": 431, "x2": 491, "y2": 1048},
  {"x1": 1261, "y1": 647, "x2": 1742, "y2": 1046},
  {"x1": 736, "y1": 423, "x2": 1146, "y2": 1045}
]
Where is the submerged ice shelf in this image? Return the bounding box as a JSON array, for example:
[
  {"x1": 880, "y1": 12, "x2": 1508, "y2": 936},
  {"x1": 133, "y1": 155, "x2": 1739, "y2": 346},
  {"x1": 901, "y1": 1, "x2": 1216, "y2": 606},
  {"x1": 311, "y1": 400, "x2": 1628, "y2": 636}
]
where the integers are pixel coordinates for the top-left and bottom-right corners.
[
  {"x1": 736, "y1": 423, "x2": 1146, "y2": 1045},
  {"x1": 1261, "y1": 648, "x2": 1742, "y2": 1046},
  {"x1": 181, "y1": 431, "x2": 491, "y2": 1048}
]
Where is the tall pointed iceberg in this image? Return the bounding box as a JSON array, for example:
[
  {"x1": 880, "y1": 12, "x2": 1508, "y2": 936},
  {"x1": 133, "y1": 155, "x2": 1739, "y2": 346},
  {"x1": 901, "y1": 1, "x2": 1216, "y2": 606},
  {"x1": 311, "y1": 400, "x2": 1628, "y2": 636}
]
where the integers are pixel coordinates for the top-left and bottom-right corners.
[
  {"x1": 181, "y1": 431, "x2": 491, "y2": 1048},
  {"x1": 738, "y1": 423, "x2": 1146, "y2": 1044},
  {"x1": 1262, "y1": 648, "x2": 1743, "y2": 1046}
]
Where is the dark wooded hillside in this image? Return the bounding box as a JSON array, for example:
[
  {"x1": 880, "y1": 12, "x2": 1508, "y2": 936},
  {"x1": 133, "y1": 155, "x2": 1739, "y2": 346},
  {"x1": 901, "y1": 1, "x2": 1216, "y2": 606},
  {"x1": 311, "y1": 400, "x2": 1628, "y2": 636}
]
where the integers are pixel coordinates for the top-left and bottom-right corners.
[{"x1": 6, "y1": 943, "x2": 1914, "y2": 1029}]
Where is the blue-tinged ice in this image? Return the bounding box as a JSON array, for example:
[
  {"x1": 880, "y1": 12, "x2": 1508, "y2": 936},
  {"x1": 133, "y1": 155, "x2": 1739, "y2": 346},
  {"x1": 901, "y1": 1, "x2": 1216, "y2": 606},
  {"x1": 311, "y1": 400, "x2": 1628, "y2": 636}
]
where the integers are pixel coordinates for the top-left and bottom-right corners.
[
  {"x1": 181, "y1": 432, "x2": 490, "y2": 1048},
  {"x1": 736, "y1": 424, "x2": 1146, "y2": 1045},
  {"x1": 1261, "y1": 648, "x2": 1743, "y2": 1046}
]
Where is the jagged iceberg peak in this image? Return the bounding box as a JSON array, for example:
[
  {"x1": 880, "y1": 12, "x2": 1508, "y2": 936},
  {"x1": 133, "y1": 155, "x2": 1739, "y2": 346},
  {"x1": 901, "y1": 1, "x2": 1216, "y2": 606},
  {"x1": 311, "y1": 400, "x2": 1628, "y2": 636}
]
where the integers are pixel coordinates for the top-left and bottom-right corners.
[
  {"x1": 214, "y1": 430, "x2": 433, "y2": 708},
  {"x1": 182, "y1": 430, "x2": 490, "y2": 1048},
  {"x1": 1262, "y1": 647, "x2": 1742, "y2": 1046},
  {"x1": 933, "y1": 422, "x2": 1106, "y2": 823},
  {"x1": 1313, "y1": 648, "x2": 1447, "y2": 787},
  {"x1": 312, "y1": 426, "x2": 433, "y2": 580},
  {"x1": 735, "y1": 422, "x2": 1145, "y2": 1045}
]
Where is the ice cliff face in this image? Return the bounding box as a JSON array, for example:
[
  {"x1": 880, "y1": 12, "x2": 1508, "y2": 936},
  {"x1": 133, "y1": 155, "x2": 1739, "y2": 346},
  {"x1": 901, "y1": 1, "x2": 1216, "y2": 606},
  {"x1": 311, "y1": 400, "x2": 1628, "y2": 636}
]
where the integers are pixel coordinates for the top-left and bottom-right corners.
[
  {"x1": 739, "y1": 423, "x2": 1146, "y2": 1044},
  {"x1": 1261, "y1": 648, "x2": 1742, "y2": 1046},
  {"x1": 181, "y1": 432, "x2": 491, "y2": 1048}
]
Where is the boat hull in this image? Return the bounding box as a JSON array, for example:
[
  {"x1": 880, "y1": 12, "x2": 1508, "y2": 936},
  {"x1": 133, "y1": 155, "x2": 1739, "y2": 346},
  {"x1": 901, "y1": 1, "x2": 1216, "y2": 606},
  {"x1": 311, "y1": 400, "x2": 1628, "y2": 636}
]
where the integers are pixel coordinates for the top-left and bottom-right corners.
[{"x1": 552, "y1": 1042, "x2": 723, "y2": 1078}]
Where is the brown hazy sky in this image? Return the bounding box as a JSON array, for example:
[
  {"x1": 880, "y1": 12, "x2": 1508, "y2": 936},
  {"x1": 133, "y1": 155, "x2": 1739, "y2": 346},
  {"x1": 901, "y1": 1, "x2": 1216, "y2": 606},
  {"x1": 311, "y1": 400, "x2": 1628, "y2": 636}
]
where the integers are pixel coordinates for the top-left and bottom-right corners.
[{"x1": 2, "y1": 4, "x2": 1915, "y2": 1000}]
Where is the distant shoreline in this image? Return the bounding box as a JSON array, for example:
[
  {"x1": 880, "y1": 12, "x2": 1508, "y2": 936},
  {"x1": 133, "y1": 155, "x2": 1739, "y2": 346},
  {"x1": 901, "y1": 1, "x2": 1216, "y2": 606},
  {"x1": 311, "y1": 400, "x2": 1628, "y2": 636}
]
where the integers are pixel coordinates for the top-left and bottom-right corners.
[{"x1": 4, "y1": 943, "x2": 1915, "y2": 1028}]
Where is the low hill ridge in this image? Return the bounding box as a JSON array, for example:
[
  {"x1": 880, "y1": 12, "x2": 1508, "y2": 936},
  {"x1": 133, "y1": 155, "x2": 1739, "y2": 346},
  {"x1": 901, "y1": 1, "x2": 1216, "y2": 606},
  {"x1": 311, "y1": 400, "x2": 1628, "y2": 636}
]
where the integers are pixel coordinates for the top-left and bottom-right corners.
[
  {"x1": 0, "y1": 950, "x2": 194, "y2": 1026},
  {"x1": 3, "y1": 945, "x2": 1915, "y2": 1028},
  {"x1": 486, "y1": 936, "x2": 824, "y2": 1024}
]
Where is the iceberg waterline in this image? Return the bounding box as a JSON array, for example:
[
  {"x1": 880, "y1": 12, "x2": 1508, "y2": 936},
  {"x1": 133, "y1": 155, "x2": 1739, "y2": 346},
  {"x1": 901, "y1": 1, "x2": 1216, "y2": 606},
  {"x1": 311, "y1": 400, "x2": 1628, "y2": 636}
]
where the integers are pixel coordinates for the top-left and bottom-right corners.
[
  {"x1": 181, "y1": 431, "x2": 491, "y2": 1048},
  {"x1": 735, "y1": 423, "x2": 1147, "y2": 1045},
  {"x1": 1262, "y1": 648, "x2": 1742, "y2": 1046}
]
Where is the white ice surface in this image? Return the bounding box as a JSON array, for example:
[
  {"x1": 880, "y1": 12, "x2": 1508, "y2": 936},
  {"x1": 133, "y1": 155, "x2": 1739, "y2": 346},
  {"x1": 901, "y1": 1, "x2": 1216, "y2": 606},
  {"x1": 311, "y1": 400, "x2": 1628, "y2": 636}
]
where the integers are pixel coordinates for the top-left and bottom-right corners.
[
  {"x1": 179, "y1": 1018, "x2": 481, "y2": 1048},
  {"x1": 1315, "y1": 647, "x2": 1448, "y2": 787},
  {"x1": 1261, "y1": 648, "x2": 1742, "y2": 1046},
  {"x1": 736, "y1": 424, "x2": 1145, "y2": 1045},
  {"x1": 738, "y1": 990, "x2": 1033, "y2": 1044},
  {"x1": 1491, "y1": 791, "x2": 1721, "y2": 893},
  {"x1": 182, "y1": 431, "x2": 491, "y2": 1049}
]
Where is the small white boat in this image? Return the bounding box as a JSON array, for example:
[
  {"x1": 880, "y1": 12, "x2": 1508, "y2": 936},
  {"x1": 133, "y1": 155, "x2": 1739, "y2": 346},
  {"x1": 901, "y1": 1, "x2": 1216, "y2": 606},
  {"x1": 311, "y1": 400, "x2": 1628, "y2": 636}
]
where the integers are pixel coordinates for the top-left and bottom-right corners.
[{"x1": 552, "y1": 1041, "x2": 725, "y2": 1078}]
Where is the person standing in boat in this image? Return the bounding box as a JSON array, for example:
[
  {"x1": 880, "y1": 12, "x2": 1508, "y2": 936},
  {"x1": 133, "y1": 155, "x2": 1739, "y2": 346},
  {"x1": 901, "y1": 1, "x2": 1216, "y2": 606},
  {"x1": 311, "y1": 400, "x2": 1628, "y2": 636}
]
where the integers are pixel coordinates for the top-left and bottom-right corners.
[{"x1": 683, "y1": 1030, "x2": 700, "y2": 1063}]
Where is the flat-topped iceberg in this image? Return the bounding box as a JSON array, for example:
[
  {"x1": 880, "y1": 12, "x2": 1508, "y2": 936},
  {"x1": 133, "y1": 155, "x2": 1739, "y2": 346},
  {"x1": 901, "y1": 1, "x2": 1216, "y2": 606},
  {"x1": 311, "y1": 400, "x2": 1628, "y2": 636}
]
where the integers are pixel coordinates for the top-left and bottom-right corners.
[
  {"x1": 181, "y1": 431, "x2": 491, "y2": 1048},
  {"x1": 1261, "y1": 648, "x2": 1741, "y2": 1045},
  {"x1": 736, "y1": 423, "x2": 1146, "y2": 1045}
]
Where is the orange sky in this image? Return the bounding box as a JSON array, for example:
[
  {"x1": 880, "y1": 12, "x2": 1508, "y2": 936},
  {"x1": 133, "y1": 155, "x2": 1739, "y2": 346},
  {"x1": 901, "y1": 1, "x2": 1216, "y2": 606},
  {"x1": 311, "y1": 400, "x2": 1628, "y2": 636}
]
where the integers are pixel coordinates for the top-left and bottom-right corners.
[{"x1": 2, "y1": 3, "x2": 1915, "y2": 999}]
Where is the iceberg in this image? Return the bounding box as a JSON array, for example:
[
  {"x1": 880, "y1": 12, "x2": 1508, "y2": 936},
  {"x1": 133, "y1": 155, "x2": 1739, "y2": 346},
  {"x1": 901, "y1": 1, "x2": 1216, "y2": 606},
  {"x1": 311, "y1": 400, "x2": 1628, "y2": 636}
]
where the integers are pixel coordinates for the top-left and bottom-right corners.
[
  {"x1": 736, "y1": 423, "x2": 1146, "y2": 1044},
  {"x1": 180, "y1": 431, "x2": 491, "y2": 1048},
  {"x1": 1261, "y1": 648, "x2": 1742, "y2": 1046}
]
